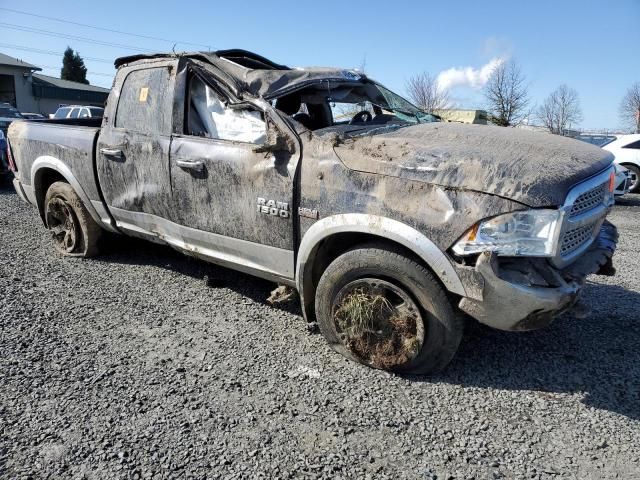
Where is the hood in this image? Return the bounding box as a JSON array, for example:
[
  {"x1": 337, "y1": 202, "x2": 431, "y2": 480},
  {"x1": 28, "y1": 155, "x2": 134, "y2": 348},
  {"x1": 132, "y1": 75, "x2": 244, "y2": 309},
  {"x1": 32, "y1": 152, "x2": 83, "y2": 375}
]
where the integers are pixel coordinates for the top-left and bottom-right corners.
[{"x1": 333, "y1": 123, "x2": 613, "y2": 207}]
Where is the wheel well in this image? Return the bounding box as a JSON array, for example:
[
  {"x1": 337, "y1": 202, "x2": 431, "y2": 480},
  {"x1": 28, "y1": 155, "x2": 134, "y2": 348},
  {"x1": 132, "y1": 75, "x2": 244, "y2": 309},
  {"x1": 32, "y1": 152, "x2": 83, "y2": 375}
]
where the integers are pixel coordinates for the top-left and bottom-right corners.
[
  {"x1": 301, "y1": 232, "x2": 454, "y2": 323},
  {"x1": 34, "y1": 168, "x2": 67, "y2": 224}
]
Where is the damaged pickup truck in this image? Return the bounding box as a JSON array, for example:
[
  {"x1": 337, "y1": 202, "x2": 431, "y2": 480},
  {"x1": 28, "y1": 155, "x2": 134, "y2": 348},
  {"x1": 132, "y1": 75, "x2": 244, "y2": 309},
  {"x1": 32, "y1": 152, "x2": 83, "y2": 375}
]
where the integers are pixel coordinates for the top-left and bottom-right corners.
[{"x1": 7, "y1": 50, "x2": 618, "y2": 373}]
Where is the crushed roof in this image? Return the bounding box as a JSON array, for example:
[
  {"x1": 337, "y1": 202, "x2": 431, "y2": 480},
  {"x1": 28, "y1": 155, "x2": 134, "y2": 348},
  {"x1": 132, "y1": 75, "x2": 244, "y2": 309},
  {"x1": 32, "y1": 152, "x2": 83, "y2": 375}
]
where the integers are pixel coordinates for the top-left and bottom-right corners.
[{"x1": 114, "y1": 49, "x2": 363, "y2": 99}]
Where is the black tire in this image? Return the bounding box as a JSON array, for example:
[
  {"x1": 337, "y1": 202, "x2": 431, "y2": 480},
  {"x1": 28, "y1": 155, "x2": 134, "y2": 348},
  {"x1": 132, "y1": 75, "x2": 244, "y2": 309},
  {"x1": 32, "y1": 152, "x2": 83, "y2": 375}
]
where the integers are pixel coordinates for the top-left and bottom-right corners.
[
  {"x1": 44, "y1": 181, "x2": 102, "y2": 257},
  {"x1": 315, "y1": 243, "x2": 463, "y2": 374},
  {"x1": 622, "y1": 164, "x2": 640, "y2": 193}
]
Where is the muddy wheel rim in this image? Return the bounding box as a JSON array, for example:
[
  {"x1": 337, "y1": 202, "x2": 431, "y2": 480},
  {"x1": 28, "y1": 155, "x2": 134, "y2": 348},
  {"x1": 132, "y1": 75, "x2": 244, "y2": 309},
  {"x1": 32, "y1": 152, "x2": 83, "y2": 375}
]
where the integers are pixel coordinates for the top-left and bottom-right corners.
[
  {"x1": 332, "y1": 278, "x2": 425, "y2": 369},
  {"x1": 46, "y1": 197, "x2": 79, "y2": 253}
]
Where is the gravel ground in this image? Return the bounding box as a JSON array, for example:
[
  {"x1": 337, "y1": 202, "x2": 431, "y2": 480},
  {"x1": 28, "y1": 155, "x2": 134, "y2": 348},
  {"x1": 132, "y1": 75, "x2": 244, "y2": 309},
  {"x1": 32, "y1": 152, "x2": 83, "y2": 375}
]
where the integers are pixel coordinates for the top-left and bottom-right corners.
[{"x1": 1, "y1": 182, "x2": 639, "y2": 480}]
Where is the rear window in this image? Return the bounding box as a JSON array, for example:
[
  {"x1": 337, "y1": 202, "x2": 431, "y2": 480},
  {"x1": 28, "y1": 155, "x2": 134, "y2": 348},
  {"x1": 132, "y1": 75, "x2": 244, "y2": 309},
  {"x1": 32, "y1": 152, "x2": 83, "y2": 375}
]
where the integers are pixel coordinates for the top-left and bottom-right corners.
[{"x1": 115, "y1": 66, "x2": 172, "y2": 134}]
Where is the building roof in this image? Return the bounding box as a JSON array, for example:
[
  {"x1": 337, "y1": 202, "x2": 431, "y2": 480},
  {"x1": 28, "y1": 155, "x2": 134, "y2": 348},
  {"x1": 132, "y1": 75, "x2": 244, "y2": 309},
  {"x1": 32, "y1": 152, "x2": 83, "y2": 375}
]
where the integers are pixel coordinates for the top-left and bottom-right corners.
[
  {"x1": 0, "y1": 52, "x2": 41, "y2": 71},
  {"x1": 32, "y1": 73, "x2": 111, "y2": 93}
]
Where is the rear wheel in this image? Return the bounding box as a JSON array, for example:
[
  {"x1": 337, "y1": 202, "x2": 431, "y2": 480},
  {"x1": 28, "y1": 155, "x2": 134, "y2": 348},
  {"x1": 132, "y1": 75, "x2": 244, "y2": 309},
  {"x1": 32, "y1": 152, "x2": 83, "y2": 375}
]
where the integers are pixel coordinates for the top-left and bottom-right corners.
[
  {"x1": 44, "y1": 181, "x2": 102, "y2": 257},
  {"x1": 315, "y1": 244, "x2": 463, "y2": 374},
  {"x1": 622, "y1": 164, "x2": 640, "y2": 193}
]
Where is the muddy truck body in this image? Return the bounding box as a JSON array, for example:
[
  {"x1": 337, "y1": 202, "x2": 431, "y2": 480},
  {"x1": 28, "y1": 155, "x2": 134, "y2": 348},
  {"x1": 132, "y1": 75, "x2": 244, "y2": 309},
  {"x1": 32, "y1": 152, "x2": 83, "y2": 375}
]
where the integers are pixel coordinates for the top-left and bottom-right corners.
[{"x1": 7, "y1": 50, "x2": 618, "y2": 373}]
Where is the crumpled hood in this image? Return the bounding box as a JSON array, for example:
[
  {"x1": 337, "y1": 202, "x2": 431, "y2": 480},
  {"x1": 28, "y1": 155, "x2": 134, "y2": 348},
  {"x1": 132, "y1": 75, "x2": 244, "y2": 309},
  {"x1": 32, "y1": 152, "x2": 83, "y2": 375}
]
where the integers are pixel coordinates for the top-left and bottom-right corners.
[{"x1": 333, "y1": 123, "x2": 613, "y2": 207}]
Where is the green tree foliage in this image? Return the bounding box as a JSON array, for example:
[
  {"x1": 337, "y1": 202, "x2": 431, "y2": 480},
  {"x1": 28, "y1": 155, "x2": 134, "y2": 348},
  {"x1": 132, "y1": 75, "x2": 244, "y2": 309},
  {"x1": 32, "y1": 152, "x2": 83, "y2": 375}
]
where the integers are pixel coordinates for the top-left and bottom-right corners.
[{"x1": 61, "y1": 47, "x2": 89, "y2": 85}]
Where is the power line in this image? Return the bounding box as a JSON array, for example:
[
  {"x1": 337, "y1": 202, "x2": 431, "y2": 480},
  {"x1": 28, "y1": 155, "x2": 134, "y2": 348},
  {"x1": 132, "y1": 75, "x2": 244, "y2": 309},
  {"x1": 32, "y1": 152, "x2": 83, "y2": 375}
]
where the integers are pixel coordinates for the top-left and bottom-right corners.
[
  {"x1": 38, "y1": 66, "x2": 114, "y2": 78},
  {"x1": 0, "y1": 42, "x2": 113, "y2": 63},
  {"x1": 0, "y1": 22, "x2": 156, "y2": 53},
  {"x1": 0, "y1": 7, "x2": 211, "y2": 50}
]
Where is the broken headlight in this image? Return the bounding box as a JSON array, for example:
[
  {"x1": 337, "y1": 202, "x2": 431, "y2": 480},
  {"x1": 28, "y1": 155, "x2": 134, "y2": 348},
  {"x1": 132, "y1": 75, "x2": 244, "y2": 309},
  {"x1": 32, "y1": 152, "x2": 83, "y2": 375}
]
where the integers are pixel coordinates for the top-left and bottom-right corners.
[{"x1": 452, "y1": 209, "x2": 562, "y2": 257}]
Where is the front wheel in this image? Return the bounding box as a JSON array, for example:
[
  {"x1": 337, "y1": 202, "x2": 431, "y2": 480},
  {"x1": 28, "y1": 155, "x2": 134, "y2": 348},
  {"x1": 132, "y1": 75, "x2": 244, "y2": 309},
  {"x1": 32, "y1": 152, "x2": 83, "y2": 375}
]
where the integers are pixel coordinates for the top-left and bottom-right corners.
[
  {"x1": 44, "y1": 181, "x2": 102, "y2": 257},
  {"x1": 314, "y1": 244, "x2": 463, "y2": 374}
]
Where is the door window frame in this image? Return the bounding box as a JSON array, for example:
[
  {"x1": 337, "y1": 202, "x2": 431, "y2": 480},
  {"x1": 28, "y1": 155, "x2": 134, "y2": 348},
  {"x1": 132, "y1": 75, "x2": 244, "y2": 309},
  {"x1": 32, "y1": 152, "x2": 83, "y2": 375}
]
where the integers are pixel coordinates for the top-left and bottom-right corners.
[
  {"x1": 174, "y1": 64, "x2": 267, "y2": 147},
  {"x1": 112, "y1": 63, "x2": 176, "y2": 136}
]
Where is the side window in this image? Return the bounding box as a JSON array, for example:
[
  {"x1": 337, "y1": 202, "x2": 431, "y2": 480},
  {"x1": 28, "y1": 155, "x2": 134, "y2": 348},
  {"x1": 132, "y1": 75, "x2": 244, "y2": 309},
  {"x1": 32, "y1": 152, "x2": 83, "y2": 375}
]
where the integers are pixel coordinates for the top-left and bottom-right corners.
[
  {"x1": 115, "y1": 66, "x2": 172, "y2": 134},
  {"x1": 68, "y1": 108, "x2": 80, "y2": 119},
  {"x1": 622, "y1": 140, "x2": 640, "y2": 150},
  {"x1": 186, "y1": 75, "x2": 266, "y2": 144},
  {"x1": 53, "y1": 107, "x2": 70, "y2": 119},
  {"x1": 78, "y1": 108, "x2": 90, "y2": 118}
]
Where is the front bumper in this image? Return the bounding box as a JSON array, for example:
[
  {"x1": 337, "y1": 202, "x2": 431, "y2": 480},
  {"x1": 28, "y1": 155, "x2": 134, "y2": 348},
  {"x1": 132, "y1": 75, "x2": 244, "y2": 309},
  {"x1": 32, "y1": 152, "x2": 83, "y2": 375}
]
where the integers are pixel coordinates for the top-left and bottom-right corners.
[{"x1": 458, "y1": 221, "x2": 618, "y2": 331}]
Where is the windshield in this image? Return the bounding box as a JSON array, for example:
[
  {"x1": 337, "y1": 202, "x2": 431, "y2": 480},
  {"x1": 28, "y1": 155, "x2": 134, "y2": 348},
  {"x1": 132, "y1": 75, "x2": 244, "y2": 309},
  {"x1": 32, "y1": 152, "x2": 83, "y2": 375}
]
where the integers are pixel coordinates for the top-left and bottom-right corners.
[
  {"x1": 274, "y1": 78, "x2": 438, "y2": 131},
  {"x1": 0, "y1": 106, "x2": 23, "y2": 119},
  {"x1": 324, "y1": 80, "x2": 433, "y2": 124}
]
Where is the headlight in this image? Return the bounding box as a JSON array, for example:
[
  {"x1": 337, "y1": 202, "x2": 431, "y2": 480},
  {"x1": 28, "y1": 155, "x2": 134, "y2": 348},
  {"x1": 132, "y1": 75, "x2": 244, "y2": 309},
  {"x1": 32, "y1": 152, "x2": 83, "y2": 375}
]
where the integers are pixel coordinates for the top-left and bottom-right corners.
[{"x1": 452, "y1": 209, "x2": 562, "y2": 257}]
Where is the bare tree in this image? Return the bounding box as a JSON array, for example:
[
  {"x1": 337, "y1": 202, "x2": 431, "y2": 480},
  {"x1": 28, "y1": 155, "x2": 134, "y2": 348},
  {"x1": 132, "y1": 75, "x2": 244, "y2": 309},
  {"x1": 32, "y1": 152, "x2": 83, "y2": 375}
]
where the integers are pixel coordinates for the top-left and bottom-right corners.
[
  {"x1": 619, "y1": 82, "x2": 640, "y2": 133},
  {"x1": 405, "y1": 72, "x2": 450, "y2": 113},
  {"x1": 483, "y1": 60, "x2": 529, "y2": 126},
  {"x1": 537, "y1": 84, "x2": 583, "y2": 134}
]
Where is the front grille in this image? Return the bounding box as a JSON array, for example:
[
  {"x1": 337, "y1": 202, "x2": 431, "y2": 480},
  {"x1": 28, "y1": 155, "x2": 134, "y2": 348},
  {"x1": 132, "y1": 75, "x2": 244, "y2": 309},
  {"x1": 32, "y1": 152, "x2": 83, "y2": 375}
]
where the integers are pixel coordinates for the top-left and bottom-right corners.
[
  {"x1": 568, "y1": 182, "x2": 607, "y2": 218},
  {"x1": 560, "y1": 223, "x2": 598, "y2": 256},
  {"x1": 553, "y1": 168, "x2": 613, "y2": 267}
]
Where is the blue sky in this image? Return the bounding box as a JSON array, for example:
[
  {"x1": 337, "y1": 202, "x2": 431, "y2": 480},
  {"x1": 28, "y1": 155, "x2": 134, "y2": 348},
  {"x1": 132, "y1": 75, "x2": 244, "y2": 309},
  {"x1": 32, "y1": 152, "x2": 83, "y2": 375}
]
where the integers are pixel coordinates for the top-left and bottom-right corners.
[{"x1": 1, "y1": 0, "x2": 638, "y2": 129}]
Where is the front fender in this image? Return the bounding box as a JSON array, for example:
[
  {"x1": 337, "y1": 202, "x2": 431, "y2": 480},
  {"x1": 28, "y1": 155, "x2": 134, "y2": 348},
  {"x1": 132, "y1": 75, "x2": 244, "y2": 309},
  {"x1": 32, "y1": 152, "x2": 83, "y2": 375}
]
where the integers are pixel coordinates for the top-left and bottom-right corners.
[{"x1": 296, "y1": 213, "x2": 467, "y2": 321}]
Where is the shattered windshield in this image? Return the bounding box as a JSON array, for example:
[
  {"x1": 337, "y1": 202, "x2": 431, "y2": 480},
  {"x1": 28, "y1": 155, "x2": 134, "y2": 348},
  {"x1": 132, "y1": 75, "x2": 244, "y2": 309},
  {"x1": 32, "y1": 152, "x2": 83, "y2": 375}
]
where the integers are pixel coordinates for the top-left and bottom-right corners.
[
  {"x1": 274, "y1": 78, "x2": 438, "y2": 131},
  {"x1": 324, "y1": 80, "x2": 434, "y2": 124}
]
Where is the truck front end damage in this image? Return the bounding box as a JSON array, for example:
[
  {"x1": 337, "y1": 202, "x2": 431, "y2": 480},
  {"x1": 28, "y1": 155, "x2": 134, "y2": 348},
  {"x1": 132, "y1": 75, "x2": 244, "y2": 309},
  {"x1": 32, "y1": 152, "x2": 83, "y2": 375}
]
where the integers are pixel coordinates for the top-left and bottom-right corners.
[{"x1": 453, "y1": 167, "x2": 618, "y2": 331}]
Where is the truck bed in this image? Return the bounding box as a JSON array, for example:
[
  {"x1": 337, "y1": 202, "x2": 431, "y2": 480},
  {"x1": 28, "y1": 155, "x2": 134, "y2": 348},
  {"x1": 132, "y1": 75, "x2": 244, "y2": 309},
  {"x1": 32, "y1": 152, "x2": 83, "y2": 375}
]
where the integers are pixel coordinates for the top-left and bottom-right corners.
[{"x1": 8, "y1": 118, "x2": 104, "y2": 212}]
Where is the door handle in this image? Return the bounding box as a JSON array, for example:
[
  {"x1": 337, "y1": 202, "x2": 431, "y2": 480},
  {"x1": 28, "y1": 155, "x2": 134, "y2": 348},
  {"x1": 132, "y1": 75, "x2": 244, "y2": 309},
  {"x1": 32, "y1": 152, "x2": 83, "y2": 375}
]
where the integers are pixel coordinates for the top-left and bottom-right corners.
[
  {"x1": 176, "y1": 159, "x2": 205, "y2": 173},
  {"x1": 100, "y1": 148, "x2": 124, "y2": 160}
]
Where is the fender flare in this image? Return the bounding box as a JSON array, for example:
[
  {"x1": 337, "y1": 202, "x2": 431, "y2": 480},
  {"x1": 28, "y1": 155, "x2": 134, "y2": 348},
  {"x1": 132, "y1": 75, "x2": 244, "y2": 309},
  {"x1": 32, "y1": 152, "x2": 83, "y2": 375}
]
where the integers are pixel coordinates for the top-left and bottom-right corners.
[
  {"x1": 295, "y1": 213, "x2": 467, "y2": 320},
  {"x1": 31, "y1": 156, "x2": 117, "y2": 232}
]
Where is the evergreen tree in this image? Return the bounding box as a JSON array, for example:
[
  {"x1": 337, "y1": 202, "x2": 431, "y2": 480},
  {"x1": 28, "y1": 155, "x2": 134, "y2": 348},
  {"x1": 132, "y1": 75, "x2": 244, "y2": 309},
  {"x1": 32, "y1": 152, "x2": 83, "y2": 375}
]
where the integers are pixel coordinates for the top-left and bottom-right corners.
[{"x1": 61, "y1": 47, "x2": 89, "y2": 85}]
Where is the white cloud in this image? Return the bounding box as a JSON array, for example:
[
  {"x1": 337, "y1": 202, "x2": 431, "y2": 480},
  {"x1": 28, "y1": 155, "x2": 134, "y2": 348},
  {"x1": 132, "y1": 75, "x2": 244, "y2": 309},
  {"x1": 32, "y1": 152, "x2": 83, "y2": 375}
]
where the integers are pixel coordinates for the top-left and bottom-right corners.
[{"x1": 437, "y1": 57, "x2": 505, "y2": 91}]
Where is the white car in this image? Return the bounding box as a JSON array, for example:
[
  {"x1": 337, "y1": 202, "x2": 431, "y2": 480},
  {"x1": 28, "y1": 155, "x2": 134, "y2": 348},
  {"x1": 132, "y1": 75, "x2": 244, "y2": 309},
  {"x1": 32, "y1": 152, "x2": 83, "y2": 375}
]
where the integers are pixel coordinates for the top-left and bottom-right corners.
[
  {"x1": 50, "y1": 105, "x2": 104, "y2": 120},
  {"x1": 601, "y1": 134, "x2": 640, "y2": 193}
]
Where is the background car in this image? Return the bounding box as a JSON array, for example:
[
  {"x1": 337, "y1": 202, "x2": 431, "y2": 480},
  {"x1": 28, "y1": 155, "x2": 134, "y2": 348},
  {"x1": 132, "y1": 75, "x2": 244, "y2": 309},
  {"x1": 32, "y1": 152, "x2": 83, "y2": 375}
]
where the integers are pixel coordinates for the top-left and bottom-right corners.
[
  {"x1": 0, "y1": 129, "x2": 9, "y2": 179},
  {"x1": 51, "y1": 105, "x2": 104, "y2": 120},
  {"x1": 602, "y1": 134, "x2": 640, "y2": 193},
  {"x1": 575, "y1": 133, "x2": 618, "y2": 147},
  {"x1": 20, "y1": 113, "x2": 47, "y2": 120},
  {"x1": 0, "y1": 102, "x2": 24, "y2": 135}
]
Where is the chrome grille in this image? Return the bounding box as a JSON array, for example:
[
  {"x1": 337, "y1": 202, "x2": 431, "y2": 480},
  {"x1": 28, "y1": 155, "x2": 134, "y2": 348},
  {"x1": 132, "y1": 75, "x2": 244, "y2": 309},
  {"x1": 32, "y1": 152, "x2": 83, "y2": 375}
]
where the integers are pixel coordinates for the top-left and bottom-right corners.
[
  {"x1": 560, "y1": 223, "x2": 598, "y2": 257},
  {"x1": 568, "y1": 182, "x2": 607, "y2": 218},
  {"x1": 552, "y1": 168, "x2": 613, "y2": 268}
]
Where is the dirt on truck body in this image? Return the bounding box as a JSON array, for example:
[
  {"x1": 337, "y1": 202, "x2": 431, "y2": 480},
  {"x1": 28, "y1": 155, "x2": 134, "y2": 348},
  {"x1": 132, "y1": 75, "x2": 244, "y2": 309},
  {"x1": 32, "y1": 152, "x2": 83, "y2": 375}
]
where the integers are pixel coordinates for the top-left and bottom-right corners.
[{"x1": 7, "y1": 49, "x2": 618, "y2": 373}]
